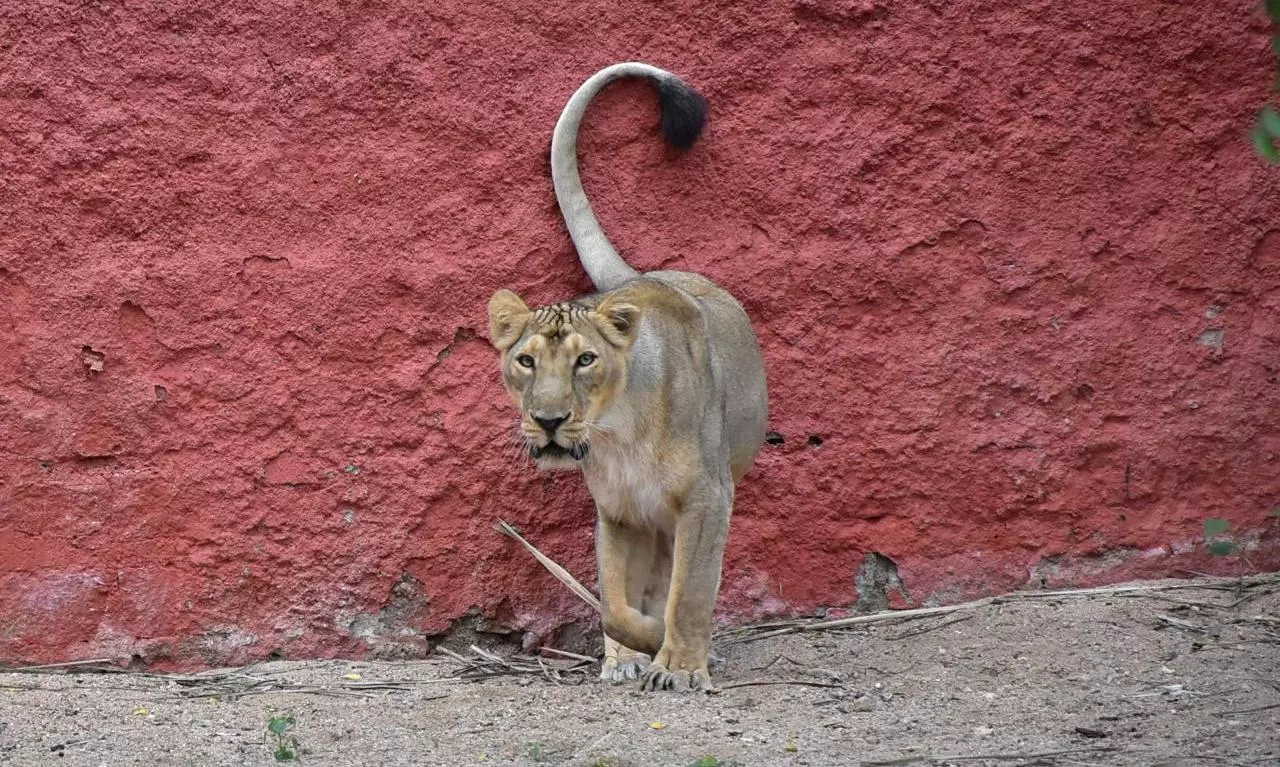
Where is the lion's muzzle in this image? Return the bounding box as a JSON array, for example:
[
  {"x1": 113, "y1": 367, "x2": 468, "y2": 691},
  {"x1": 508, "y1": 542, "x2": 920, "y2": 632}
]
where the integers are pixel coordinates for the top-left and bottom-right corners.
[{"x1": 531, "y1": 442, "x2": 589, "y2": 461}]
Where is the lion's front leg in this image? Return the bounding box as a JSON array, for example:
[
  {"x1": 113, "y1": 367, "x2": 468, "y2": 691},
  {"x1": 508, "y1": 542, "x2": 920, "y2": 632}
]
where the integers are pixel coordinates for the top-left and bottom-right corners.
[
  {"x1": 601, "y1": 527, "x2": 672, "y2": 681},
  {"x1": 641, "y1": 483, "x2": 731, "y2": 693},
  {"x1": 595, "y1": 514, "x2": 665, "y2": 658}
]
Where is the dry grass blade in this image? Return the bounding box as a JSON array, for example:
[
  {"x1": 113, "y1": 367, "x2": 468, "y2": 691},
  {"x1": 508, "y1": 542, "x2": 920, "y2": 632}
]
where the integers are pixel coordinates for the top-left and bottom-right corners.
[
  {"x1": 141, "y1": 663, "x2": 452, "y2": 701},
  {"x1": 716, "y1": 679, "x2": 845, "y2": 691},
  {"x1": 0, "y1": 657, "x2": 455, "y2": 703},
  {"x1": 1156, "y1": 613, "x2": 1208, "y2": 633},
  {"x1": 886, "y1": 614, "x2": 974, "y2": 641},
  {"x1": 0, "y1": 658, "x2": 118, "y2": 674},
  {"x1": 723, "y1": 574, "x2": 1280, "y2": 644},
  {"x1": 539, "y1": 647, "x2": 599, "y2": 663},
  {"x1": 1211, "y1": 701, "x2": 1280, "y2": 717},
  {"x1": 861, "y1": 746, "x2": 1125, "y2": 765},
  {"x1": 469, "y1": 645, "x2": 508, "y2": 664},
  {"x1": 495, "y1": 519, "x2": 601, "y2": 611},
  {"x1": 1235, "y1": 614, "x2": 1280, "y2": 626},
  {"x1": 722, "y1": 602, "x2": 991, "y2": 644}
]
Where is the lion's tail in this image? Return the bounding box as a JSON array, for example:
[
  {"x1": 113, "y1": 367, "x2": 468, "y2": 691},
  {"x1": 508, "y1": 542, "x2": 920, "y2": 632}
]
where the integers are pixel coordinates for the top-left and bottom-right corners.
[{"x1": 550, "y1": 62, "x2": 708, "y2": 292}]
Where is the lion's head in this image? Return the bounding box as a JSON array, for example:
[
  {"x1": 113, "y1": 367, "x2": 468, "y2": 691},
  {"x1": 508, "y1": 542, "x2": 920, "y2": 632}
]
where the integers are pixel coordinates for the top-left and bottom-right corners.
[{"x1": 487, "y1": 289, "x2": 639, "y2": 471}]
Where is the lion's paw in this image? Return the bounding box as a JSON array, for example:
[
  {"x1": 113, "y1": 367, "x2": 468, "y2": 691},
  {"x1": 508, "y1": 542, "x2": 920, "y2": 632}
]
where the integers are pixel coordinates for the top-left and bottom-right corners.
[
  {"x1": 600, "y1": 651, "x2": 651, "y2": 683},
  {"x1": 640, "y1": 663, "x2": 712, "y2": 693}
]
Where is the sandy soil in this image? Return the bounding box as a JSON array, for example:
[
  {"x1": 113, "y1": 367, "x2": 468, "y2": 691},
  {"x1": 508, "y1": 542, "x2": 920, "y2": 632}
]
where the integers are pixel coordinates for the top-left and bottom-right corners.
[{"x1": 1, "y1": 576, "x2": 1277, "y2": 767}]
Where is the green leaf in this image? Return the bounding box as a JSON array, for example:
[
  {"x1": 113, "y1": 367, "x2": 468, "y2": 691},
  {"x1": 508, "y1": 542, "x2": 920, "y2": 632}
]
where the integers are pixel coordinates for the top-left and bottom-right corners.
[
  {"x1": 1269, "y1": 505, "x2": 1280, "y2": 518},
  {"x1": 274, "y1": 744, "x2": 297, "y2": 762},
  {"x1": 1254, "y1": 122, "x2": 1280, "y2": 164},
  {"x1": 1208, "y1": 540, "x2": 1237, "y2": 557},
  {"x1": 267, "y1": 716, "x2": 294, "y2": 736},
  {"x1": 1203, "y1": 518, "x2": 1231, "y2": 537},
  {"x1": 1263, "y1": 106, "x2": 1280, "y2": 136},
  {"x1": 1272, "y1": 35, "x2": 1280, "y2": 57},
  {"x1": 1267, "y1": 0, "x2": 1280, "y2": 23}
]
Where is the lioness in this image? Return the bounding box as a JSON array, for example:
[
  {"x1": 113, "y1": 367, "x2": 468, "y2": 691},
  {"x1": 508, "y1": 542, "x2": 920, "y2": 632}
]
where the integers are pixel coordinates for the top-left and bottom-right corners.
[{"x1": 487, "y1": 62, "x2": 768, "y2": 692}]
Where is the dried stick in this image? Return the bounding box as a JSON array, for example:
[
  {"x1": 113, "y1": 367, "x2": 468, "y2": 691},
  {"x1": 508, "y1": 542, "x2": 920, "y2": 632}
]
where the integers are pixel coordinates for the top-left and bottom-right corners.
[
  {"x1": 716, "y1": 679, "x2": 845, "y2": 691},
  {"x1": 539, "y1": 647, "x2": 599, "y2": 663},
  {"x1": 0, "y1": 658, "x2": 117, "y2": 673},
  {"x1": 886, "y1": 614, "x2": 974, "y2": 641},
  {"x1": 726, "y1": 573, "x2": 1280, "y2": 644},
  {"x1": 1211, "y1": 701, "x2": 1280, "y2": 717},
  {"x1": 862, "y1": 746, "x2": 1124, "y2": 766},
  {"x1": 495, "y1": 520, "x2": 601, "y2": 611},
  {"x1": 726, "y1": 602, "x2": 993, "y2": 644}
]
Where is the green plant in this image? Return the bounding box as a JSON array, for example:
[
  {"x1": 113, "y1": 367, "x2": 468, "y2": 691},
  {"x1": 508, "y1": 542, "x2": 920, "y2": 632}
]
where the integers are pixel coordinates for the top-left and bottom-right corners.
[
  {"x1": 267, "y1": 715, "x2": 298, "y2": 762},
  {"x1": 526, "y1": 741, "x2": 548, "y2": 762},
  {"x1": 1254, "y1": 0, "x2": 1280, "y2": 162},
  {"x1": 1203, "y1": 518, "x2": 1236, "y2": 557}
]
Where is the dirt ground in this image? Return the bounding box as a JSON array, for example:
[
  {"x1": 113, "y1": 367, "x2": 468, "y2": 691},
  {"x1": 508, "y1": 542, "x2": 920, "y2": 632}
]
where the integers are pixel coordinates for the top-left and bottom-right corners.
[{"x1": 1, "y1": 576, "x2": 1277, "y2": 767}]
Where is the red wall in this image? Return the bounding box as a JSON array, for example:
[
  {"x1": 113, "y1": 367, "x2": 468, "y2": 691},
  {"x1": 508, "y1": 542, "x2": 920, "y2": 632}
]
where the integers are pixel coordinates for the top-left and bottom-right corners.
[{"x1": 3, "y1": 0, "x2": 1279, "y2": 667}]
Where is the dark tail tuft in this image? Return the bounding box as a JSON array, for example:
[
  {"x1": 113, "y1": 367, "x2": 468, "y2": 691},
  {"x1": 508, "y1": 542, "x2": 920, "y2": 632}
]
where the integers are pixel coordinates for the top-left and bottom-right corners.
[{"x1": 654, "y1": 74, "x2": 708, "y2": 150}]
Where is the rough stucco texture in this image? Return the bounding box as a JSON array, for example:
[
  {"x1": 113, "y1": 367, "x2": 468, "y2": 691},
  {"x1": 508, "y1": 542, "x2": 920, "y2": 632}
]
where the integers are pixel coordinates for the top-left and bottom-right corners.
[{"x1": 2, "y1": 0, "x2": 1279, "y2": 667}]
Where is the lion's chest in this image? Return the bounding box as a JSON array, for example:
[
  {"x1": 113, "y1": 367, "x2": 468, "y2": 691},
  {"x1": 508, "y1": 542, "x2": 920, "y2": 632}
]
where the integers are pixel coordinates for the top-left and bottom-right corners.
[{"x1": 583, "y1": 448, "x2": 673, "y2": 530}]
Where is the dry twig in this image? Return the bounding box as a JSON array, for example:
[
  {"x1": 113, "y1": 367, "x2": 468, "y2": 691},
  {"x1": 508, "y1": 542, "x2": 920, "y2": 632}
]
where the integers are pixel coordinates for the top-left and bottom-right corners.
[
  {"x1": 437, "y1": 645, "x2": 593, "y2": 684},
  {"x1": 495, "y1": 520, "x2": 601, "y2": 611},
  {"x1": 1156, "y1": 614, "x2": 1209, "y2": 633},
  {"x1": 715, "y1": 679, "x2": 845, "y2": 691},
  {"x1": 538, "y1": 647, "x2": 599, "y2": 663},
  {"x1": 130, "y1": 662, "x2": 458, "y2": 701},
  {"x1": 861, "y1": 746, "x2": 1125, "y2": 765},
  {"x1": 0, "y1": 658, "x2": 117, "y2": 673},
  {"x1": 885, "y1": 614, "x2": 974, "y2": 641},
  {"x1": 721, "y1": 574, "x2": 1280, "y2": 644},
  {"x1": 1211, "y1": 701, "x2": 1280, "y2": 717}
]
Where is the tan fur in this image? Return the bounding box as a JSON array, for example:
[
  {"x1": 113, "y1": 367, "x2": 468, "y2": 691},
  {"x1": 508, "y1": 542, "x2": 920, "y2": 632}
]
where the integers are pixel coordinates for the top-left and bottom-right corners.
[{"x1": 486, "y1": 63, "x2": 768, "y2": 692}]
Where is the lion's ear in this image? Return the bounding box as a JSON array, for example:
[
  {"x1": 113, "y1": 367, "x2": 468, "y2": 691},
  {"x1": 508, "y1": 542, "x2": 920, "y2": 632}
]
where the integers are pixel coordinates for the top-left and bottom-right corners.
[
  {"x1": 488, "y1": 289, "x2": 531, "y2": 351},
  {"x1": 593, "y1": 294, "x2": 641, "y2": 349}
]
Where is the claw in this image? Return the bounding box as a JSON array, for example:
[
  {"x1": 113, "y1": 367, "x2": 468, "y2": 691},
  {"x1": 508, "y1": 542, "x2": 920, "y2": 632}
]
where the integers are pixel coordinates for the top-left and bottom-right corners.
[
  {"x1": 640, "y1": 664, "x2": 711, "y2": 693},
  {"x1": 600, "y1": 652, "x2": 650, "y2": 684}
]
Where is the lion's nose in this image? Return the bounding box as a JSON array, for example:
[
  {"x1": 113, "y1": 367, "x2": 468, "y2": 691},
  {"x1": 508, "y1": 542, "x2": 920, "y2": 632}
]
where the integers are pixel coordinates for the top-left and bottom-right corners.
[{"x1": 533, "y1": 414, "x2": 568, "y2": 434}]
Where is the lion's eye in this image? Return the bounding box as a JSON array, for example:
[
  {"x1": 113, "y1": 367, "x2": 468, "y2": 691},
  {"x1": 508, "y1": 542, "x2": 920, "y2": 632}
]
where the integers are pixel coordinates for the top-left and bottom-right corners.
[
  {"x1": 576, "y1": 352, "x2": 597, "y2": 368},
  {"x1": 516, "y1": 354, "x2": 535, "y2": 369}
]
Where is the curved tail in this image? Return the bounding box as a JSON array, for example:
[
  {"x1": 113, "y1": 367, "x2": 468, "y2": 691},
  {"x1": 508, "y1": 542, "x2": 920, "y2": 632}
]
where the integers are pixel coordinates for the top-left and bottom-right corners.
[{"x1": 551, "y1": 62, "x2": 708, "y2": 292}]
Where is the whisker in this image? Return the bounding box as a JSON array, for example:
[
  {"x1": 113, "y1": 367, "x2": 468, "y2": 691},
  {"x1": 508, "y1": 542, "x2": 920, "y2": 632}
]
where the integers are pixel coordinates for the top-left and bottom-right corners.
[
  {"x1": 582, "y1": 421, "x2": 617, "y2": 447},
  {"x1": 511, "y1": 433, "x2": 533, "y2": 470},
  {"x1": 495, "y1": 427, "x2": 535, "y2": 472}
]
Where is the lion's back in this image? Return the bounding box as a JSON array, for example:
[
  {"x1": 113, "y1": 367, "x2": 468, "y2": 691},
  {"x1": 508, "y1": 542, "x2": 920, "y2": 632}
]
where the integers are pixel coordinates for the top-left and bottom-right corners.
[{"x1": 645, "y1": 270, "x2": 768, "y2": 482}]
